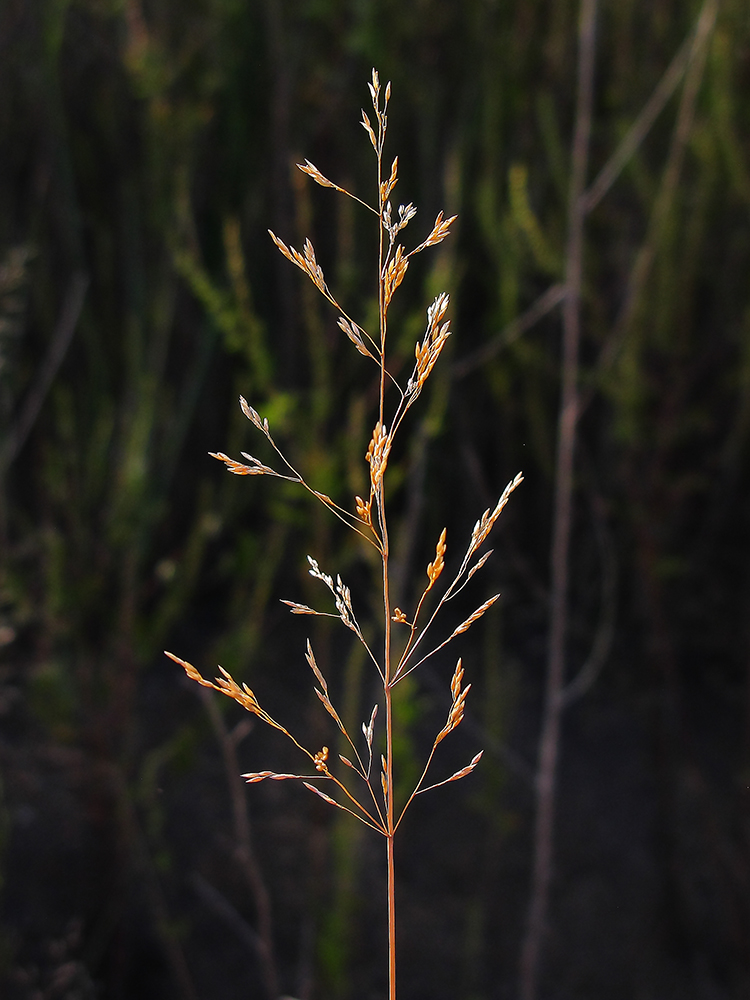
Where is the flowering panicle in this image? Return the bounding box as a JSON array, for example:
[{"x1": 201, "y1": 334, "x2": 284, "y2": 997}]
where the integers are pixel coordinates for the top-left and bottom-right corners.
[{"x1": 166, "y1": 71, "x2": 522, "y2": 1000}]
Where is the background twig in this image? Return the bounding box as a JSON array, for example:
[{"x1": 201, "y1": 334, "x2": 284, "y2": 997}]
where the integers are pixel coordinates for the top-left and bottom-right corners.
[{"x1": 519, "y1": 3, "x2": 598, "y2": 997}]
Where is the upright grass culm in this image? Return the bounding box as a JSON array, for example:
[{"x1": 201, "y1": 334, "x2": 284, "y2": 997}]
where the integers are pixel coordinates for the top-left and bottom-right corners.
[{"x1": 166, "y1": 70, "x2": 522, "y2": 1000}]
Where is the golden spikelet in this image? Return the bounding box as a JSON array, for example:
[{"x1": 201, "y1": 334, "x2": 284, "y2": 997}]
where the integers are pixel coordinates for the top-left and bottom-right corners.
[
  {"x1": 448, "y1": 594, "x2": 501, "y2": 640},
  {"x1": 267, "y1": 231, "x2": 329, "y2": 296},
  {"x1": 297, "y1": 158, "x2": 337, "y2": 190},
  {"x1": 380, "y1": 156, "x2": 399, "y2": 202},
  {"x1": 426, "y1": 528, "x2": 447, "y2": 590},
  {"x1": 413, "y1": 293, "x2": 452, "y2": 391},
  {"x1": 339, "y1": 316, "x2": 375, "y2": 359},
  {"x1": 383, "y1": 245, "x2": 409, "y2": 307},
  {"x1": 365, "y1": 421, "x2": 391, "y2": 488},
  {"x1": 434, "y1": 659, "x2": 469, "y2": 746},
  {"x1": 355, "y1": 494, "x2": 372, "y2": 524},
  {"x1": 280, "y1": 601, "x2": 320, "y2": 615},
  {"x1": 469, "y1": 472, "x2": 524, "y2": 555},
  {"x1": 210, "y1": 451, "x2": 275, "y2": 476},
  {"x1": 450, "y1": 658, "x2": 465, "y2": 701},
  {"x1": 409, "y1": 211, "x2": 457, "y2": 256},
  {"x1": 360, "y1": 109, "x2": 377, "y2": 150},
  {"x1": 166, "y1": 652, "x2": 264, "y2": 721},
  {"x1": 239, "y1": 395, "x2": 270, "y2": 435}
]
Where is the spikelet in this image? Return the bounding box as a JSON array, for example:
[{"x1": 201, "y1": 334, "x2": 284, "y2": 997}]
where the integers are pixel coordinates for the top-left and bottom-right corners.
[
  {"x1": 303, "y1": 782, "x2": 338, "y2": 806},
  {"x1": 443, "y1": 752, "x2": 483, "y2": 784},
  {"x1": 268, "y1": 231, "x2": 329, "y2": 296},
  {"x1": 383, "y1": 245, "x2": 409, "y2": 307},
  {"x1": 450, "y1": 658, "x2": 465, "y2": 701},
  {"x1": 355, "y1": 495, "x2": 372, "y2": 524},
  {"x1": 426, "y1": 528, "x2": 447, "y2": 591},
  {"x1": 383, "y1": 201, "x2": 417, "y2": 240},
  {"x1": 434, "y1": 659, "x2": 469, "y2": 746},
  {"x1": 339, "y1": 316, "x2": 375, "y2": 359},
  {"x1": 415, "y1": 751, "x2": 484, "y2": 796},
  {"x1": 409, "y1": 211, "x2": 457, "y2": 257},
  {"x1": 281, "y1": 601, "x2": 321, "y2": 616},
  {"x1": 380, "y1": 157, "x2": 399, "y2": 203},
  {"x1": 447, "y1": 594, "x2": 501, "y2": 641},
  {"x1": 380, "y1": 753, "x2": 389, "y2": 806},
  {"x1": 362, "y1": 704, "x2": 378, "y2": 752},
  {"x1": 165, "y1": 652, "x2": 286, "y2": 734},
  {"x1": 361, "y1": 109, "x2": 377, "y2": 150},
  {"x1": 243, "y1": 771, "x2": 304, "y2": 783},
  {"x1": 210, "y1": 451, "x2": 276, "y2": 476},
  {"x1": 410, "y1": 293, "x2": 452, "y2": 396},
  {"x1": 297, "y1": 159, "x2": 338, "y2": 190},
  {"x1": 307, "y1": 558, "x2": 361, "y2": 636},
  {"x1": 368, "y1": 67, "x2": 380, "y2": 104},
  {"x1": 239, "y1": 395, "x2": 270, "y2": 436},
  {"x1": 306, "y1": 640, "x2": 347, "y2": 735},
  {"x1": 365, "y1": 421, "x2": 391, "y2": 489},
  {"x1": 468, "y1": 472, "x2": 524, "y2": 556}
]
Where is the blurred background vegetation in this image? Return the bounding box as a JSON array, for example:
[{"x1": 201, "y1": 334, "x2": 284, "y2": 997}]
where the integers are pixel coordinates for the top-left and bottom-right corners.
[{"x1": 1, "y1": 0, "x2": 750, "y2": 998}]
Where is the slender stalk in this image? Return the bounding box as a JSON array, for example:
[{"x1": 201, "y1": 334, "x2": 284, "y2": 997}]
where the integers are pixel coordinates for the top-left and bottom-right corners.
[
  {"x1": 381, "y1": 265, "x2": 397, "y2": 1000},
  {"x1": 373, "y1": 89, "x2": 398, "y2": 1000},
  {"x1": 520, "y1": 3, "x2": 597, "y2": 999},
  {"x1": 383, "y1": 538, "x2": 396, "y2": 1000},
  {"x1": 386, "y1": 685, "x2": 396, "y2": 1000}
]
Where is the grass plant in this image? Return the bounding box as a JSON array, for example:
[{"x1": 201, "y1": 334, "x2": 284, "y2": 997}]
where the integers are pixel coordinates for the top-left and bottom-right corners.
[{"x1": 166, "y1": 69, "x2": 521, "y2": 1000}]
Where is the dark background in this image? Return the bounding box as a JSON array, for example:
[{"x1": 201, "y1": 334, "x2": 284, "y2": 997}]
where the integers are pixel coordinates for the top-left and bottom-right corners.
[{"x1": 1, "y1": 0, "x2": 750, "y2": 998}]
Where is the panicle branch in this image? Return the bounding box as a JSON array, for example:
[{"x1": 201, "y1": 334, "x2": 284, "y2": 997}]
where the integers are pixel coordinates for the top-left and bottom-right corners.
[
  {"x1": 166, "y1": 651, "x2": 288, "y2": 737},
  {"x1": 465, "y1": 472, "x2": 525, "y2": 563}
]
